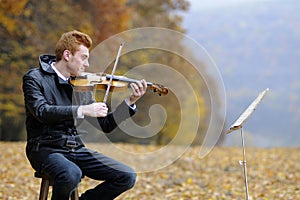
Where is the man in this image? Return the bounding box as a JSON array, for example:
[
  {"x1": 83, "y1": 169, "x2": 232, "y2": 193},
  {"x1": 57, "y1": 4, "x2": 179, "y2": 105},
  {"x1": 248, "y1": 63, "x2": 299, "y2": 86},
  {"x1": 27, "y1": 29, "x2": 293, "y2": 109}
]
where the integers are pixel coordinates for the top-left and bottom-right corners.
[{"x1": 22, "y1": 30, "x2": 147, "y2": 200}]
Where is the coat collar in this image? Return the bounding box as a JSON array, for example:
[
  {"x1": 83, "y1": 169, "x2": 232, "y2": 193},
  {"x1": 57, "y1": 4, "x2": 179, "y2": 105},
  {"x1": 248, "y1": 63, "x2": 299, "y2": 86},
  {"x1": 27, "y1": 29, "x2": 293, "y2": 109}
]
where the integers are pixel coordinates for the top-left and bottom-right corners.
[
  {"x1": 39, "y1": 54, "x2": 56, "y2": 74},
  {"x1": 39, "y1": 54, "x2": 69, "y2": 85}
]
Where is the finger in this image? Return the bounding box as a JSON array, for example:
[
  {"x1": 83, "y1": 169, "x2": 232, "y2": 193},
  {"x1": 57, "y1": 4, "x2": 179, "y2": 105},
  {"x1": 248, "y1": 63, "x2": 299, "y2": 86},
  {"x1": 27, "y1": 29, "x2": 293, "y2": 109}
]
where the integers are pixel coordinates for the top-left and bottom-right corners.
[
  {"x1": 139, "y1": 80, "x2": 147, "y2": 91},
  {"x1": 142, "y1": 79, "x2": 147, "y2": 87},
  {"x1": 97, "y1": 102, "x2": 107, "y2": 107},
  {"x1": 97, "y1": 106, "x2": 107, "y2": 117},
  {"x1": 133, "y1": 82, "x2": 141, "y2": 90},
  {"x1": 130, "y1": 83, "x2": 139, "y2": 95},
  {"x1": 136, "y1": 80, "x2": 143, "y2": 89},
  {"x1": 95, "y1": 103, "x2": 108, "y2": 110},
  {"x1": 141, "y1": 79, "x2": 147, "y2": 92},
  {"x1": 94, "y1": 103, "x2": 108, "y2": 113},
  {"x1": 135, "y1": 80, "x2": 147, "y2": 91}
]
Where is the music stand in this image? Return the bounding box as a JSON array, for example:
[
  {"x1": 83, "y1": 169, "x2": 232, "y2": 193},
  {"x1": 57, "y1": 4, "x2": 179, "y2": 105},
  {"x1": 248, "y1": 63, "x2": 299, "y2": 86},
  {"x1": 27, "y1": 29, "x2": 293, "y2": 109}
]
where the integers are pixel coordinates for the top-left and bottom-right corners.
[{"x1": 226, "y1": 88, "x2": 269, "y2": 200}]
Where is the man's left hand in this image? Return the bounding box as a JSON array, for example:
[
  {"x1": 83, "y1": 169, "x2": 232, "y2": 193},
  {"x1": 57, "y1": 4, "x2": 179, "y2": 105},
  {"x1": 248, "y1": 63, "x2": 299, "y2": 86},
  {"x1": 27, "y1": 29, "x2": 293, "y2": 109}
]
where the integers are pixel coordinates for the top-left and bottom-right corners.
[{"x1": 127, "y1": 79, "x2": 147, "y2": 105}]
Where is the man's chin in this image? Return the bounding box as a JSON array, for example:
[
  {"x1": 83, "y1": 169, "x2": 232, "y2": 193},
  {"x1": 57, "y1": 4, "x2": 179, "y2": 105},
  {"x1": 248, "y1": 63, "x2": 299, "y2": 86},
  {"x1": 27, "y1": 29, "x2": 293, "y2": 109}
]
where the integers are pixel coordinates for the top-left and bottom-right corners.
[{"x1": 76, "y1": 71, "x2": 85, "y2": 76}]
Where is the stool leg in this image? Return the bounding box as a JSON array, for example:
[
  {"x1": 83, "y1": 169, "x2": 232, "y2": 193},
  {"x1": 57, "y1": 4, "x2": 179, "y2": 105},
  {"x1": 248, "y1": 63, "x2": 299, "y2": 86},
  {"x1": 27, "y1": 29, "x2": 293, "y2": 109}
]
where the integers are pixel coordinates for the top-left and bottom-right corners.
[
  {"x1": 71, "y1": 187, "x2": 79, "y2": 200},
  {"x1": 37, "y1": 176, "x2": 79, "y2": 200},
  {"x1": 39, "y1": 178, "x2": 50, "y2": 200}
]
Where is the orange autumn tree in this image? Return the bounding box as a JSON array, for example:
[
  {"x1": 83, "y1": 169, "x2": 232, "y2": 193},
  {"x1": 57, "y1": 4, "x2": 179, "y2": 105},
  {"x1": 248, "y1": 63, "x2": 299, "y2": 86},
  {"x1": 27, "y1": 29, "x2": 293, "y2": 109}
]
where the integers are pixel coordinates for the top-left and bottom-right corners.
[
  {"x1": 0, "y1": 0, "x2": 31, "y2": 140},
  {"x1": 0, "y1": 0, "x2": 131, "y2": 140}
]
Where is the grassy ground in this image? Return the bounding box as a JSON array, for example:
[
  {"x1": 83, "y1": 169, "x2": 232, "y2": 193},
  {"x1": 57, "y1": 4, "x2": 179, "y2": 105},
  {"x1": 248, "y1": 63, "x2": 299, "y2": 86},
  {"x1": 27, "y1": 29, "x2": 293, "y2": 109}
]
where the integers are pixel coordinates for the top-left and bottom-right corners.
[{"x1": 0, "y1": 142, "x2": 299, "y2": 200}]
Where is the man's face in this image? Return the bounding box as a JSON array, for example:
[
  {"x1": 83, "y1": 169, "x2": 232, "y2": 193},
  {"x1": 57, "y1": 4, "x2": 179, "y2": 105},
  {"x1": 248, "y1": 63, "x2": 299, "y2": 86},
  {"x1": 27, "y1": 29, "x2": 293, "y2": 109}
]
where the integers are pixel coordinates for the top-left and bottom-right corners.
[{"x1": 67, "y1": 45, "x2": 89, "y2": 76}]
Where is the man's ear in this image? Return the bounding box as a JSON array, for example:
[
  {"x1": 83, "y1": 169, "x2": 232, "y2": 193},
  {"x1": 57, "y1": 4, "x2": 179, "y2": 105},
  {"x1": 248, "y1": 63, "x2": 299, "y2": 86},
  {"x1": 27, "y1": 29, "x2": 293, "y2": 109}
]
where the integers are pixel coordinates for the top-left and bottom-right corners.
[{"x1": 63, "y1": 50, "x2": 71, "y2": 61}]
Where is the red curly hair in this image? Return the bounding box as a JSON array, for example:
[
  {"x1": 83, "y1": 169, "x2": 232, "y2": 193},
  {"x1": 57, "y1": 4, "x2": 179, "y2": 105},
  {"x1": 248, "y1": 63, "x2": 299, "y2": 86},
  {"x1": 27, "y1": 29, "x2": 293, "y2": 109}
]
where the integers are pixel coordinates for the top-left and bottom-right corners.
[{"x1": 55, "y1": 30, "x2": 92, "y2": 61}]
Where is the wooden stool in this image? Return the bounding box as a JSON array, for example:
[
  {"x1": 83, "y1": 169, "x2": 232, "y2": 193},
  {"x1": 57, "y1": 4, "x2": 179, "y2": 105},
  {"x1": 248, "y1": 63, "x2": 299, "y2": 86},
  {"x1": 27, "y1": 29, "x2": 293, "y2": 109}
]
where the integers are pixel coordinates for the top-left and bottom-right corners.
[{"x1": 34, "y1": 172, "x2": 80, "y2": 200}]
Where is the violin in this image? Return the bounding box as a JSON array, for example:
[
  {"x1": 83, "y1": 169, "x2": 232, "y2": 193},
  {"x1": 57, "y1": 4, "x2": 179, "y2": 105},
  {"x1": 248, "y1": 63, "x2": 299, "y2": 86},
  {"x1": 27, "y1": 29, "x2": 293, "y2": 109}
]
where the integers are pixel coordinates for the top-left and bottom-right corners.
[{"x1": 70, "y1": 72, "x2": 168, "y2": 96}]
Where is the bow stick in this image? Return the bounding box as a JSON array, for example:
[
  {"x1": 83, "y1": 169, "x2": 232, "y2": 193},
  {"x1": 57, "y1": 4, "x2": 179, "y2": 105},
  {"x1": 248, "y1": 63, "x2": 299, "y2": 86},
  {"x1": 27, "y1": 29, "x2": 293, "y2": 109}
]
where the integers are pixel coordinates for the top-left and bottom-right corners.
[{"x1": 103, "y1": 42, "x2": 124, "y2": 103}]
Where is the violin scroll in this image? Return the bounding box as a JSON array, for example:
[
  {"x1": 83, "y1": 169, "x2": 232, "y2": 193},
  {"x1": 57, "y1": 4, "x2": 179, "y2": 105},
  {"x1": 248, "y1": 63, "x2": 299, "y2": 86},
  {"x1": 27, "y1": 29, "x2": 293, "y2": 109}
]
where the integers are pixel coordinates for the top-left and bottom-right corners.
[{"x1": 149, "y1": 83, "x2": 168, "y2": 96}]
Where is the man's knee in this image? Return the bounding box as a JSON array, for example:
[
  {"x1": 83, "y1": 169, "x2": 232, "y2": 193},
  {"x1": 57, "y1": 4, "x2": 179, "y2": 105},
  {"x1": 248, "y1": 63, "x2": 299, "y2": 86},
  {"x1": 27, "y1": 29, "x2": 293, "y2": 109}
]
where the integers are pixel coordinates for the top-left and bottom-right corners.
[
  {"x1": 127, "y1": 171, "x2": 137, "y2": 189},
  {"x1": 56, "y1": 167, "x2": 82, "y2": 189},
  {"x1": 119, "y1": 170, "x2": 137, "y2": 190}
]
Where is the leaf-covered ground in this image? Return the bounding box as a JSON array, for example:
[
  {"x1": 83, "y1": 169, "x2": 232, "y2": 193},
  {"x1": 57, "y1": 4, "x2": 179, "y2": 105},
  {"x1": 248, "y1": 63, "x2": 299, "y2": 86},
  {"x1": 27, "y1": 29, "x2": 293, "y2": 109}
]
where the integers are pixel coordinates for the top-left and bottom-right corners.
[{"x1": 0, "y1": 142, "x2": 299, "y2": 200}]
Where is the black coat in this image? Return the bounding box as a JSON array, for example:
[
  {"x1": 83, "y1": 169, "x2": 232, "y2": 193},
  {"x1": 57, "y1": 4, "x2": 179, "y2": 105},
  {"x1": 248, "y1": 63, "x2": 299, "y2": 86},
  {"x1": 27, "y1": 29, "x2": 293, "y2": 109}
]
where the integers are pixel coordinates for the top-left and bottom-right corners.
[{"x1": 23, "y1": 54, "x2": 136, "y2": 156}]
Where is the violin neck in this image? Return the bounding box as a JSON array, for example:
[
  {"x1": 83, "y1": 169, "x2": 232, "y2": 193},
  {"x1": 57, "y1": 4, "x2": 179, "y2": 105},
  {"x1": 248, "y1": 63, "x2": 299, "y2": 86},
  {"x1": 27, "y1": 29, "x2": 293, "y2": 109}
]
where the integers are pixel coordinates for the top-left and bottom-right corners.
[{"x1": 106, "y1": 74, "x2": 153, "y2": 86}]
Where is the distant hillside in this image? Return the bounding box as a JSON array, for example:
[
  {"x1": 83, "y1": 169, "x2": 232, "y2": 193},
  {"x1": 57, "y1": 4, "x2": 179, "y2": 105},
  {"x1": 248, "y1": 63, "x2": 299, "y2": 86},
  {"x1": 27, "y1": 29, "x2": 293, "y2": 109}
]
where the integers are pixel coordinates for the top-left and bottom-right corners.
[{"x1": 183, "y1": 0, "x2": 300, "y2": 146}]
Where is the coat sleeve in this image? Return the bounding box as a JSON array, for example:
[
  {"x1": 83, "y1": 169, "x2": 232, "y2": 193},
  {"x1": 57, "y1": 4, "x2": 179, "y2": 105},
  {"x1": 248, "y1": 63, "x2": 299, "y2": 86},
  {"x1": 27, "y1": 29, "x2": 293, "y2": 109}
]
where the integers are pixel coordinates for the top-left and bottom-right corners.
[
  {"x1": 97, "y1": 100, "x2": 136, "y2": 133},
  {"x1": 23, "y1": 71, "x2": 78, "y2": 125}
]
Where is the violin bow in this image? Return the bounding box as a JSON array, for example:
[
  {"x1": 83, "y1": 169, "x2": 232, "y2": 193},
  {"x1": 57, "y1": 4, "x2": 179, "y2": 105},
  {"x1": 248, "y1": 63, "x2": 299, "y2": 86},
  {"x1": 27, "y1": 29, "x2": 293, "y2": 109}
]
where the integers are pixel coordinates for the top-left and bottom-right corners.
[{"x1": 103, "y1": 42, "x2": 124, "y2": 103}]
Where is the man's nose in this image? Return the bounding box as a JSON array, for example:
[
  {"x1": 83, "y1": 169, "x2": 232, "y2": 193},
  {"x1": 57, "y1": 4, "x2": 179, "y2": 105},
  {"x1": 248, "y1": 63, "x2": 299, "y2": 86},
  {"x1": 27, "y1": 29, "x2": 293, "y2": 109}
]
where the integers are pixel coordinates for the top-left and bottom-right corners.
[{"x1": 84, "y1": 60, "x2": 89, "y2": 68}]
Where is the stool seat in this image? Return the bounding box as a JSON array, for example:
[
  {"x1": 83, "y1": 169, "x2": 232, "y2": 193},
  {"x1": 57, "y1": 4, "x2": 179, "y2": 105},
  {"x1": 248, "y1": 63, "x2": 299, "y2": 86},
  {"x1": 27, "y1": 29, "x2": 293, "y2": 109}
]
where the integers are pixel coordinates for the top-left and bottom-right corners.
[{"x1": 34, "y1": 172, "x2": 80, "y2": 200}]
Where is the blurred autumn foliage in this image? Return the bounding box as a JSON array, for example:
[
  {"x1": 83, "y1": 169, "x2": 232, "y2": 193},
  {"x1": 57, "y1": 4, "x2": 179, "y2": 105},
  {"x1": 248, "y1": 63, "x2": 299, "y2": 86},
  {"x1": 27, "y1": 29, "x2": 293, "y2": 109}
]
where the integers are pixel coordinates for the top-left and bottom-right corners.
[
  {"x1": 1, "y1": 142, "x2": 299, "y2": 199},
  {"x1": 0, "y1": 0, "x2": 222, "y2": 144}
]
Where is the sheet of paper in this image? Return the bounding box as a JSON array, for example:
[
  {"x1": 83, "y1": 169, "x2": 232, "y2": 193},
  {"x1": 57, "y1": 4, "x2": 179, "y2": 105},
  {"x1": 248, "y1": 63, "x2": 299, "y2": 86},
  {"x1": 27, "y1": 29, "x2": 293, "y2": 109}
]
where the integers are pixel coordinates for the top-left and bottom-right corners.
[{"x1": 226, "y1": 88, "x2": 269, "y2": 134}]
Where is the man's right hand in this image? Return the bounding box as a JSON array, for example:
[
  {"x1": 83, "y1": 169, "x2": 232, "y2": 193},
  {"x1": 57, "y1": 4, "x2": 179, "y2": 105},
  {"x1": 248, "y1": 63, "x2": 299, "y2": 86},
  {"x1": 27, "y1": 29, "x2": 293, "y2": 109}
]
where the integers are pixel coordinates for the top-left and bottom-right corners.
[{"x1": 79, "y1": 102, "x2": 108, "y2": 117}]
